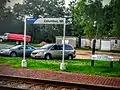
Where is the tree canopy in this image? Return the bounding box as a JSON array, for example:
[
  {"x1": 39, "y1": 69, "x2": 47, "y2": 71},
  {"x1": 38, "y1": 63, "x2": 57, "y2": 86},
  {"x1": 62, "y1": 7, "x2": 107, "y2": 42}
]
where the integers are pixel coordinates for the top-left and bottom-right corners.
[
  {"x1": 72, "y1": 0, "x2": 120, "y2": 39},
  {"x1": 0, "y1": 0, "x2": 10, "y2": 20},
  {"x1": 12, "y1": 0, "x2": 68, "y2": 43},
  {"x1": 1, "y1": 0, "x2": 120, "y2": 43}
]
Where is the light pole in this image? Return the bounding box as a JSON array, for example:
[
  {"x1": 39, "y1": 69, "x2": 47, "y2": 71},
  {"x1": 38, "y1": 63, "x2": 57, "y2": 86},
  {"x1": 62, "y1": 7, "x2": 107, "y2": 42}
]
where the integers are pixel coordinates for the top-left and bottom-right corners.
[{"x1": 91, "y1": 21, "x2": 97, "y2": 66}]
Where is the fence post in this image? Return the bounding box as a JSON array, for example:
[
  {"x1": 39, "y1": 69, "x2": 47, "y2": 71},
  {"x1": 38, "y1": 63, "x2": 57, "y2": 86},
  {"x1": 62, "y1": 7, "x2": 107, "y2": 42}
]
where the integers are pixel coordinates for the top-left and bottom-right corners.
[
  {"x1": 110, "y1": 61, "x2": 113, "y2": 68},
  {"x1": 91, "y1": 39, "x2": 96, "y2": 66}
]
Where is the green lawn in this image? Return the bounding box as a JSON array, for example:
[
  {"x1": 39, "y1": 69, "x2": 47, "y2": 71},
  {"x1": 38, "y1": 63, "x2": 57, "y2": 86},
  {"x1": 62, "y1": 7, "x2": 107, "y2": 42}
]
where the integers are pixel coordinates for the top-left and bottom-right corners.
[{"x1": 0, "y1": 56, "x2": 120, "y2": 77}]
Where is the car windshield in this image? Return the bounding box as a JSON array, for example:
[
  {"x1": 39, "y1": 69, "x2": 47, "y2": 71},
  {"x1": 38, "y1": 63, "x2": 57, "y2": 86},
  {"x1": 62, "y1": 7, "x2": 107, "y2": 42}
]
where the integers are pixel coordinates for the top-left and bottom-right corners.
[
  {"x1": 11, "y1": 45, "x2": 22, "y2": 49},
  {"x1": 41, "y1": 44, "x2": 53, "y2": 49}
]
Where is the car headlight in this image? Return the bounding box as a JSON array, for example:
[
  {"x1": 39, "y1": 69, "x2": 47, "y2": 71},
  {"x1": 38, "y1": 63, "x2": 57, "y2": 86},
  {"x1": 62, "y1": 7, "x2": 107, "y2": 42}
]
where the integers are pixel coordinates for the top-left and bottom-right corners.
[
  {"x1": 38, "y1": 52, "x2": 44, "y2": 54},
  {"x1": 2, "y1": 50, "x2": 10, "y2": 53}
]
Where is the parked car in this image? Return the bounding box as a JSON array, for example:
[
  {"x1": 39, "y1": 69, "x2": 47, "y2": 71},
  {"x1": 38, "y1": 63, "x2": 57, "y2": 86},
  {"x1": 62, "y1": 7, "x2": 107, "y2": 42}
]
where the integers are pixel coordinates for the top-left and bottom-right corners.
[
  {"x1": 0, "y1": 45, "x2": 36, "y2": 57},
  {"x1": 31, "y1": 44, "x2": 76, "y2": 60}
]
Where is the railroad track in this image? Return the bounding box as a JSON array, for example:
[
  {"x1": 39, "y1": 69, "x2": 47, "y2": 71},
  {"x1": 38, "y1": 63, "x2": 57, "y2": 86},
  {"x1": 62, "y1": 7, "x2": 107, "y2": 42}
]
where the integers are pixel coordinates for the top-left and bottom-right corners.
[{"x1": 0, "y1": 75, "x2": 119, "y2": 90}]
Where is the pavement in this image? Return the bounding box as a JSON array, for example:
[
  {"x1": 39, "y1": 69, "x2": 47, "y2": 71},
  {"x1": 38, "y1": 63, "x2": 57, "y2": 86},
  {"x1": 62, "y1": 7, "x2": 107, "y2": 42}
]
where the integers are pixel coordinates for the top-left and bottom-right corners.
[{"x1": 0, "y1": 64, "x2": 120, "y2": 89}]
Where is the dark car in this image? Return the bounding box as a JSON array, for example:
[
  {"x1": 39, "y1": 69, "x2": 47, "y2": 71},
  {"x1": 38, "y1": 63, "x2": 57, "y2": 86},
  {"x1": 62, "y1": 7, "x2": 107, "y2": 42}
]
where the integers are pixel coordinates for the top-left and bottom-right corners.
[
  {"x1": 31, "y1": 44, "x2": 76, "y2": 60},
  {"x1": 0, "y1": 45, "x2": 36, "y2": 57}
]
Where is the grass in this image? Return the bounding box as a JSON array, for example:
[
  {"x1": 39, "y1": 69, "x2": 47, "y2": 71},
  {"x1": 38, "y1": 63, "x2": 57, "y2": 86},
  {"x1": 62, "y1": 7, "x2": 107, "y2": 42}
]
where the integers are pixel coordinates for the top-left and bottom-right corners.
[{"x1": 0, "y1": 56, "x2": 120, "y2": 77}]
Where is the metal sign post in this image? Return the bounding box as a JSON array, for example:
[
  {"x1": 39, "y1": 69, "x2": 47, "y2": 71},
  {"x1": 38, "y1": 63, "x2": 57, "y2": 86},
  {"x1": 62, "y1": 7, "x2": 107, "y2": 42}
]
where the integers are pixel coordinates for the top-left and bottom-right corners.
[
  {"x1": 60, "y1": 18, "x2": 66, "y2": 70},
  {"x1": 22, "y1": 17, "x2": 66, "y2": 70},
  {"x1": 21, "y1": 16, "x2": 27, "y2": 67}
]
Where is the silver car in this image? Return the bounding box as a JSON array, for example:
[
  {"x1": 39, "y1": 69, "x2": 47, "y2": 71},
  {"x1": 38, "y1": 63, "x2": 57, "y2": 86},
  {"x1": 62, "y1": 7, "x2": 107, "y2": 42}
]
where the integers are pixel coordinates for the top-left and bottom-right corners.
[
  {"x1": 31, "y1": 44, "x2": 76, "y2": 60},
  {"x1": 0, "y1": 45, "x2": 36, "y2": 57}
]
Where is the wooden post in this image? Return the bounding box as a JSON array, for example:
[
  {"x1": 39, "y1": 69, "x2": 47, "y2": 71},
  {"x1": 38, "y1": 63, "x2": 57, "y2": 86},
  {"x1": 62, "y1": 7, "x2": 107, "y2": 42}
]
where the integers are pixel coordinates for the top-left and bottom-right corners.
[
  {"x1": 110, "y1": 61, "x2": 113, "y2": 68},
  {"x1": 91, "y1": 39, "x2": 96, "y2": 66},
  {"x1": 91, "y1": 60, "x2": 94, "y2": 66}
]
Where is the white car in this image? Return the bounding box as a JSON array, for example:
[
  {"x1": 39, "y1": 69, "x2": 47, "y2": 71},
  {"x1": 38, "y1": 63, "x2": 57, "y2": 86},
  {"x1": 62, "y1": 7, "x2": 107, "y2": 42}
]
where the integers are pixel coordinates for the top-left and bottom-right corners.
[{"x1": 31, "y1": 44, "x2": 76, "y2": 60}]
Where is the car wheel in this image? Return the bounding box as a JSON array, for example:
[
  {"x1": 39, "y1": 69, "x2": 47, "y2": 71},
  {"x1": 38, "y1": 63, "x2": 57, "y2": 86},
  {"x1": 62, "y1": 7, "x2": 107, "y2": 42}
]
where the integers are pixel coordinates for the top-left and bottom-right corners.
[
  {"x1": 45, "y1": 54, "x2": 51, "y2": 60},
  {"x1": 68, "y1": 55, "x2": 73, "y2": 60},
  {"x1": 10, "y1": 52, "x2": 17, "y2": 57}
]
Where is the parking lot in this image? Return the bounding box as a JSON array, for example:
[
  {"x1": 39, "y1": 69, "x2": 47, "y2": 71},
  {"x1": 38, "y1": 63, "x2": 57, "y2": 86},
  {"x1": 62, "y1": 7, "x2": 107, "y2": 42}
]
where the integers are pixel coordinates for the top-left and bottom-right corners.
[{"x1": 0, "y1": 43, "x2": 120, "y2": 60}]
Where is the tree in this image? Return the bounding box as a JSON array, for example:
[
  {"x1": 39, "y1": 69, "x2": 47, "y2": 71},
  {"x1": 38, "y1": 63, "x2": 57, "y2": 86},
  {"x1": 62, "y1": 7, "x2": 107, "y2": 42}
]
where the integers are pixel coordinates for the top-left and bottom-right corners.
[
  {"x1": 12, "y1": 0, "x2": 69, "y2": 43},
  {"x1": 116, "y1": 0, "x2": 120, "y2": 37},
  {"x1": 101, "y1": 4, "x2": 113, "y2": 37},
  {"x1": 0, "y1": 0, "x2": 10, "y2": 20},
  {"x1": 71, "y1": 0, "x2": 85, "y2": 37},
  {"x1": 72, "y1": 0, "x2": 105, "y2": 51},
  {"x1": 72, "y1": 0, "x2": 103, "y2": 39},
  {"x1": 109, "y1": 0, "x2": 120, "y2": 37},
  {"x1": 0, "y1": 0, "x2": 14, "y2": 35}
]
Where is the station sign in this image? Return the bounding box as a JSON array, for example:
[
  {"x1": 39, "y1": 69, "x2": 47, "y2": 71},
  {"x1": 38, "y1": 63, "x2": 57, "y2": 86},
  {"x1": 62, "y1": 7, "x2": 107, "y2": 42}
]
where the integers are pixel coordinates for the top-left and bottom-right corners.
[
  {"x1": 91, "y1": 55, "x2": 113, "y2": 61},
  {"x1": 26, "y1": 18, "x2": 64, "y2": 24}
]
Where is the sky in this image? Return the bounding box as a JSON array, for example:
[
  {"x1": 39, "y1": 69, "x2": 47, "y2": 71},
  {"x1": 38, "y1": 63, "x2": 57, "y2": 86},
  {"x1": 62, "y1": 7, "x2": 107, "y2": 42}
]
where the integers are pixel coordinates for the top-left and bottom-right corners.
[{"x1": 6, "y1": 0, "x2": 111, "y2": 8}]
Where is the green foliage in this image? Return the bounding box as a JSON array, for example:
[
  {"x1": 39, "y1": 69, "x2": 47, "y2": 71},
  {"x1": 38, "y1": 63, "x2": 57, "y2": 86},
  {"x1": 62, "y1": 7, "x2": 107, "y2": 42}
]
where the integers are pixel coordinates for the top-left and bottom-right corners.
[
  {"x1": 0, "y1": 57, "x2": 120, "y2": 76},
  {"x1": 71, "y1": 0, "x2": 120, "y2": 38},
  {"x1": 100, "y1": 0, "x2": 120, "y2": 37},
  {"x1": 72, "y1": 0, "x2": 104, "y2": 39},
  {"x1": 0, "y1": 0, "x2": 11, "y2": 20},
  {"x1": 0, "y1": 0, "x2": 21, "y2": 35},
  {"x1": 111, "y1": 0, "x2": 120, "y2": 37},
  {"x1": 102, "y1": 4, "x2": 113, "y2": 37},
  {"x1": 0, "y1": 0, "x2": 10, "y2": 7},
  {"x1": 71, "y1": 0, "x2": 86, "y2": 36},
  {"x1": 13, "y1": 0, "x2": 66, "y2": 19}
]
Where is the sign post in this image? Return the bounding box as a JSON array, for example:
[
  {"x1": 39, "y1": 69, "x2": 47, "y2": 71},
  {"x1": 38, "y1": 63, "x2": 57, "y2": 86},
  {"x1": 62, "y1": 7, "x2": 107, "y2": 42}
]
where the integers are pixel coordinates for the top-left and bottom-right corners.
[
  {"x1": 22, "y1": 17, "x2": 66, "y2": 70},
  {"x1": 21, "y1": 16, "x2": 27, "y2": 67},
  {"x1": 60, "y1": 18, "x2": 66, "y2": 70},
  {"x1": 91, "y1": 55, "x2": 113, "y2": 68}
]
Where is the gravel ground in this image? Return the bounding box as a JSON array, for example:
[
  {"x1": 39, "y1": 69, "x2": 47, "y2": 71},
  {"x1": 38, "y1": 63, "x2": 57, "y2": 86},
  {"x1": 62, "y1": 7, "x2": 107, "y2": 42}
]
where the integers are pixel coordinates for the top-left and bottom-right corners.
[
  {"x1": 76, "y1": 50, "x2": 120, "y2": 61},
  {"x1": 0, "y1": 64, "x2": 120, "y2": 88}
]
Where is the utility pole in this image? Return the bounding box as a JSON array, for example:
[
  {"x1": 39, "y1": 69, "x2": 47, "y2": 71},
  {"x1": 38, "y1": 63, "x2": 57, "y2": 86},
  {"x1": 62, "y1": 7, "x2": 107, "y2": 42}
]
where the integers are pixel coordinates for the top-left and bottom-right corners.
[{"x1": 91, "y1": 21, "x2": 97, "y2": 66}]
